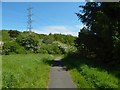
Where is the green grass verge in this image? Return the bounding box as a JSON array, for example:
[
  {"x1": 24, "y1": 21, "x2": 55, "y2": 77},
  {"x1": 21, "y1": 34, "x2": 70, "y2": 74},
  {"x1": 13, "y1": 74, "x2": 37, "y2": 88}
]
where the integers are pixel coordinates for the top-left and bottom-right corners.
[
  {"x1": 0, "y1": 55, "x2": 2, "y2": 89},
  {"x1": 2, "y1": 54, "x2": 55, "y2": 88},
  {"x1": 62, "y1": 54, "x2": 119, "y2": 89}
]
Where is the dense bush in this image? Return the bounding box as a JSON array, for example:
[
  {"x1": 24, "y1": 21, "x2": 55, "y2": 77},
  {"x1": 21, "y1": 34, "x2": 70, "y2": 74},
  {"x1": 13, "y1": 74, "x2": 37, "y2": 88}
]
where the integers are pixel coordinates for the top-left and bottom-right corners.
[
  {"x1": 16, "y1": 36, "x2": 39, "y2": 53},
  {"x1": 52, "y1": 34, "x2": 76, "y2": 46},
  {"x1": 38, "y1": 49, "x2": 48, "y2": 54},
  {"x1": 8, "y1": 30, "x2": 20, "y2": 39},
  {"x1": 2, "y1": 41, "x2": 26, "y2": 55},
  {"x1": 38, "y1": 33, "x2": 76, "y2": 46},
  {"x1": 42, "y1": 35, "x2": 55, "y2": 44},
  {"x1": 38, "y1": 44, "x2": 65, "y2": 54}
]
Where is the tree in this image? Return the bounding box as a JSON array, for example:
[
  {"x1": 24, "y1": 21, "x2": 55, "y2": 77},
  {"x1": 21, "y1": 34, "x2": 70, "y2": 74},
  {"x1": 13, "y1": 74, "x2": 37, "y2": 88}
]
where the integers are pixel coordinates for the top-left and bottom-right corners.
[
  {"x1": 75, "y1": 2, "x2": 120, "y2": 66},
  {"x1": 8, "y1": 30, "x2": 20, "y2": 39}
]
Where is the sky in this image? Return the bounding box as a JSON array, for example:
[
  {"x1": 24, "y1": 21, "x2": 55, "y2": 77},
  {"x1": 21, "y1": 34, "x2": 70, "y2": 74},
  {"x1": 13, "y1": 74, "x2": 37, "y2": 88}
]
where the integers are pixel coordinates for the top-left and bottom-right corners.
[{"x1": 2, "y1": 2, "x2": 86, "y2": 36}]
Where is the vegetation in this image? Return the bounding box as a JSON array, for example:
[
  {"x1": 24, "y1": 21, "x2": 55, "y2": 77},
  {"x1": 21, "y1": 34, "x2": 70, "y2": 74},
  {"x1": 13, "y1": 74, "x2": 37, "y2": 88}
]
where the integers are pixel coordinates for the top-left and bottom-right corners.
[
  {"x1": 0, "y1": 55, "x2": 1, "y2": 89},
  {"x1": 38, "y1": 43, "x2": 65, "y2": 54},
  {"x1": 62, "y1": 2, "x2": 120, "y2": 89},
  {"x1": 62, "y1": 54, "x2": 119, "y2": 89},
  {"x1": 1, "y1": 30, "x2": 76, "y2": 88},
  {"x1": 75, "y1": 2, "x2": 120, "y2": 67},
  {"x1": 2, "y1": 41, "x2": 26, "y2": 55},
  {"x1": 8, "y1": 30, "x2": 20, "y2": 39},
  {"x1": 16, "y1": 36, "x2": 39, "y2": 53},
  {"x1": 1, "y1": 30, "x2": 77, "y2": 55},
  {"x1": 2, "y1": 54, "x2": 55, "y2": 88},
  {"x1": 1, "y1": 2, "x2": 120, "y2": 89}
]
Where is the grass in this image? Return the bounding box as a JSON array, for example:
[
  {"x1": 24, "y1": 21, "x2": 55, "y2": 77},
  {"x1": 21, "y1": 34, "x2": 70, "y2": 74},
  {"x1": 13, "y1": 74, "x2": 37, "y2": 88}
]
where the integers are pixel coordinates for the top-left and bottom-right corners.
[
  {"x1": 0, "y1": 55, "x2": 2, "y2": 89},
  {"x1": 0, "y1": 30, "x2": 11, "y2": 42},
  {"x1": 62, "y1": 54, "x2": 119, "y2": 89},
  {"x1": 2, "y1": 54, "x2": 55, "y2": 88}
]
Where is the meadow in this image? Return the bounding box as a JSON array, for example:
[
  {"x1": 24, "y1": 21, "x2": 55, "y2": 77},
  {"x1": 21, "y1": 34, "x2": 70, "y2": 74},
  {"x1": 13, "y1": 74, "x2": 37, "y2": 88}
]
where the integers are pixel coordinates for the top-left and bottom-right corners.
[
  {"x1": 2, "y1": 54, "x2": 55, "y2": 88},
  {"x1": 2, "y1": 53, "x2": 119, "y2": 89}
]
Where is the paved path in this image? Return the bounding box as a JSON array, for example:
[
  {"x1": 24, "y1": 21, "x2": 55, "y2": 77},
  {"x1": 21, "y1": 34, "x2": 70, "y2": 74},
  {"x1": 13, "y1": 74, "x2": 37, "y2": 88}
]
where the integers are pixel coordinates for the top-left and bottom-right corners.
[{"x1": 48, "y1": 57, "x2": 76, "y2": 89}]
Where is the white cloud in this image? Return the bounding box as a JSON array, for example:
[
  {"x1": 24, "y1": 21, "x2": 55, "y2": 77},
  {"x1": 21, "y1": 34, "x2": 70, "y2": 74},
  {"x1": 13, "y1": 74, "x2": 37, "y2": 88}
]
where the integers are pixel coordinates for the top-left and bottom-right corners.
[
  {"x1": 75, "y1": 24, "x2": 83, "y2": 29},
  {"x1": 32, "y1": 25, "x2": 83, "y2": 36}
]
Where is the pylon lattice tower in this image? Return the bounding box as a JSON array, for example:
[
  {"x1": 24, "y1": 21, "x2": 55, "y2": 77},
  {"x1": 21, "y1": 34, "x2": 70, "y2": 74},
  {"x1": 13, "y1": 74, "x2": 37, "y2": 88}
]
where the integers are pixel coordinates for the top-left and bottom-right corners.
[{"x1": 27, "y1": 7, "x2": 33, "y2": 35}]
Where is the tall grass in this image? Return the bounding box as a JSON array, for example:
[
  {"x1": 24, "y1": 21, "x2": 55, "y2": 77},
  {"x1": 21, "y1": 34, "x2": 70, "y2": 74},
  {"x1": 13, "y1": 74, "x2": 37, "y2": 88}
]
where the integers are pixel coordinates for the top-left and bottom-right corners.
[
  {"x1": 0, "y1": 55, "x2": 2, "y2": 89},
  {"x1": 2, "y1": 54, "x2": 54, "y2": 88},
  {"x1": 62, "y1": 54, "x2": 119, "y2": 89}
]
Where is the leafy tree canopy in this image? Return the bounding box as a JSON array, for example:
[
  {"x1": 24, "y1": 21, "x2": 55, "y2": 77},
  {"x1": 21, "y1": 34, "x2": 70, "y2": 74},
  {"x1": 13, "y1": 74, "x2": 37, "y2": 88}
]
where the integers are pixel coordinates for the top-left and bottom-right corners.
[{"x1": 75, "y1": 2, "x2": 120, "y2": 66}]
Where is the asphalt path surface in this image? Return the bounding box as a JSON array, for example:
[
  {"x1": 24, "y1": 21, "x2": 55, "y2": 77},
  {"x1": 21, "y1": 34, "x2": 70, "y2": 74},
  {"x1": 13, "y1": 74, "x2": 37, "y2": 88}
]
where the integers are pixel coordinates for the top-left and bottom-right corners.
[{"x1": 48, "y1": 57, "x2": 76, "y2": 89}]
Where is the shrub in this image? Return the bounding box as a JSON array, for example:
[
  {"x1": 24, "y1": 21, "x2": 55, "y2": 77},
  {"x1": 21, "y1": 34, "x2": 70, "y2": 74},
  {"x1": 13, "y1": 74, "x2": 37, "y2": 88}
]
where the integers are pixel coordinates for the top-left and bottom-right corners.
[
  {"x1": 16, "y1": 36, "x2": 39, "y2": 53},
  {"x1": 38, "y1": 49, "x2": 48, "y2": 54},
  {"x1": 15, "y1": 47, "x2": 26, "y2": 54},
  {"x1": 42, "y1": 36, "x2": 55, "y2": 44},
  {"x1": 2, "y1": 41, "x2": 26, "y2": 55},
  {"x1": 8, "y1": 30, "x2": 20, "y2": 39},
  {"x1": 2, "y1": 42, "x2": 17, "y2": 55},
  {"x1": 38, "y1": 44, "x2": 65, "y2": 54}
]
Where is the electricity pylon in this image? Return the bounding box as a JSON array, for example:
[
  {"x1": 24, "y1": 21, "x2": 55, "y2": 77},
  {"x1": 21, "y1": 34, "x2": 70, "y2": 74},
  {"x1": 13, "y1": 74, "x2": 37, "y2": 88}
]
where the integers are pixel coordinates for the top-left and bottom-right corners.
[{"x1": 27, "y1": 7, "x2": 33, "y2": 35}]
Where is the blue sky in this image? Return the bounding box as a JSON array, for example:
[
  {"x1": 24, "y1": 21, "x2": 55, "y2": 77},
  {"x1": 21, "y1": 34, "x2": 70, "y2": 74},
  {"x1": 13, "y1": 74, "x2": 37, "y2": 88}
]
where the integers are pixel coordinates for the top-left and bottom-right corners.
[{"x1": 2, "y1": 2, "x2": 86, "y2": 36}]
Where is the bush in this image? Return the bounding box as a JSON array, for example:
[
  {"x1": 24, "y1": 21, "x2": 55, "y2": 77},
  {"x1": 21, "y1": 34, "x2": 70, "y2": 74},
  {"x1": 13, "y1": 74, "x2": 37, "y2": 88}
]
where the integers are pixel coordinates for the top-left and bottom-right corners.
[
  {"x1": 16, "y1": 36, "x2": 39, "y2": 53},
  {"x1": 38, "y1": 44, "x2": 65, "y2": 54},
  {"x1": 15, "y1": 47, "x2": 26, "y2": 54},
  {"x1": 38, "y1": 49, "x2": 48, "y2": 54},
  {"x1": 2, "y1": 41, "x2": 26, "y2": 55},
  {"x1": 8, "y1": 30, "x2": 20, "y2": 39}
]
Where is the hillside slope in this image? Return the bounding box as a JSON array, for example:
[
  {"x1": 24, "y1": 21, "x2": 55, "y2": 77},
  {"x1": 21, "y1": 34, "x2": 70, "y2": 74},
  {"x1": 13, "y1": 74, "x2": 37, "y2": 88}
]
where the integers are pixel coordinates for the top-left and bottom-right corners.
[{"x1": 1, "y1": 30, "x2": 77, "y2": 55}]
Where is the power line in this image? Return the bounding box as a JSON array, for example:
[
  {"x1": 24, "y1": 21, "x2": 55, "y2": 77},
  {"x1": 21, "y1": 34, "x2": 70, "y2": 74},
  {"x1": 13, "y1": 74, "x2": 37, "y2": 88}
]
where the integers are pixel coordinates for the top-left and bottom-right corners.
[{"x1": 27, "y1": 7, "x2": 33, "y2": 35}]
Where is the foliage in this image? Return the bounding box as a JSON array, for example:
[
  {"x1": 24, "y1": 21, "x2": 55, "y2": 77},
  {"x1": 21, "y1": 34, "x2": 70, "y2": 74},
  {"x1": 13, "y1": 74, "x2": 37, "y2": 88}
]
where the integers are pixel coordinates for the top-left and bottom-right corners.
[
  {"x1": 16, "y1": 35, "x2": 39, "y2": 53},
  {"x1": 53, "y1": 34, "x2": 76, "y2": 46},
  {"x1": 2, "y1": 72, "x2": 18, "y2": 88},
  {"x1": 75, "y1": 2, "x2": 120, "y2": 66},
  {"x1": 38, "y1": 43, "x2": 65, "y2": 54},
  {"x1": 42, "y1": 34, "x2": 55, "y2": 44},
  {"x1": 1, "y1": 30, "x2": 11, "y2": 42},
  {"x1": 80, "y1": 65, "x2": 118, "y2": 88},
  {"x1": 2, "y1": 41, "x2": 26, "y2": 55},
  {"x1": 8, "y1": 30, "x2": 20, "y2": 39},
  {"x1": 54, "y1": 41, "x2": 77, "y2": 53},
  {"x1": 62, "y1": 54, "x2": 119, "y2": 88},
  {"x1": 2, "y1": 54, "x2": 55, "y2": 88},
  {"x1": 1, "y1": 30, "x2": 76, "y2": 55},
  {"x1": 0, "y1": 41, "x2": 3, "y2": 54}
]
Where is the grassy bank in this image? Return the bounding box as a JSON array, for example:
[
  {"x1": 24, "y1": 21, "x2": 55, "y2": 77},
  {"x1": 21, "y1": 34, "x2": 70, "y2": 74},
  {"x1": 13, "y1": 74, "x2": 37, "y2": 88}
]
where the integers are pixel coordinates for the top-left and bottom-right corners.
[
  {"x1": 2, "y1": 54, "x2": 55, "y2": 88},
  {"x1": 62, "y1": 54, "x2": 119, "y2": 89}
]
